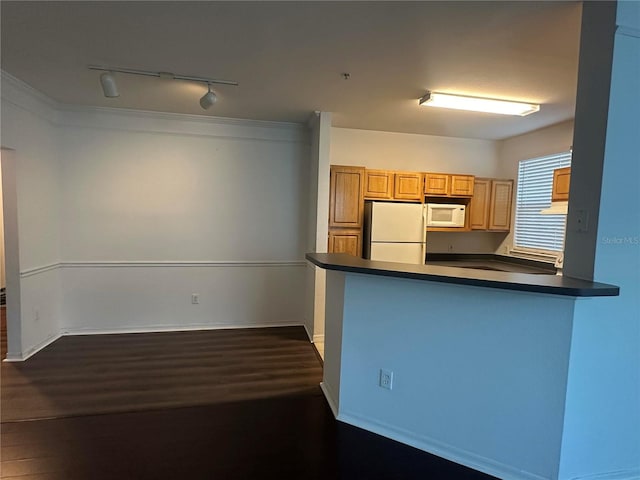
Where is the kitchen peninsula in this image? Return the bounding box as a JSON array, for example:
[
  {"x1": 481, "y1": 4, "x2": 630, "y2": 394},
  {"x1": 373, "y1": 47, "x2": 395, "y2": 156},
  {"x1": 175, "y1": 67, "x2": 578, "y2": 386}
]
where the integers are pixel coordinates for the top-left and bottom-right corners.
[{"x1": 307, "y1": 252, "x2": 619, "y2": 480}]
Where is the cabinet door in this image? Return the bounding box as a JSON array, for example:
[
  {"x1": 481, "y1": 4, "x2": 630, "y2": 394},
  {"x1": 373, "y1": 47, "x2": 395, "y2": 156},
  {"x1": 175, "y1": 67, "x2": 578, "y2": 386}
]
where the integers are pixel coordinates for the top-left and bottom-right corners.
[
  {"x1": 329, "y1": 166, "x2": 365, "y2": 228},
  {"x1": 488, "y1": 180, "x2": 513, "y2": 231},
  {"x1": 470, "y1": 178, "x2": 490, "y2": 230},
  {"x1": 552, "y1": 167, "x2": 571, "y2": 202},
  {"x1": 394, "y1": 172, "x2": 423, "y2": 201},
  {"x1": 364, "y1": 170, "x2": 393, "y2": 199},
  {"x1": 450, "y1": 175, "x2": 475, "y2": 197},
  {"x1": 424, "y1": 174, "x2": 449, "y2": 195},
  {"x1": 328, "y1": 230, "x2": 361, "y2": 257}
]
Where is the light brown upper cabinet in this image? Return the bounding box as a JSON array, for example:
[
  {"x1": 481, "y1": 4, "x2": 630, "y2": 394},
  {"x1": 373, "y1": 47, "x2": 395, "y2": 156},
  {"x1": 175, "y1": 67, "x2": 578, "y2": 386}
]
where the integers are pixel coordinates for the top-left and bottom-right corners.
[
  {"x1": 450, "y1": 175, "x2": 475, "y2": 197},
  {"x1": 329, "y1": 165, "x2": 365, "y2": 228},
  {"x1": 364, "y1": 170, "x2": 394, "y2": 199},
  {"x1": 328, "y1": 230, "x2": 362, "y2": 257},
  {"x1": 424, "y1": 173, "x2": 474, "y2": 197},
  {"x1": 424, "y1": 173, "x2": 449, "y2": 196},
  {"x1": 393, "y1": 172, "x2": 423, "y2": 201},
  {"x1": 470, "y1": 179, "x2": 491, "y2": 230},
  {"x1": 552, "y1": 167, "x2": 571, "y2": 202},
  {"x1": 471, "y1": 178, "x2": 514, "y2": 232},
  {"x1": 488, "y1": 180, "x2": 514, "y2": 231}
]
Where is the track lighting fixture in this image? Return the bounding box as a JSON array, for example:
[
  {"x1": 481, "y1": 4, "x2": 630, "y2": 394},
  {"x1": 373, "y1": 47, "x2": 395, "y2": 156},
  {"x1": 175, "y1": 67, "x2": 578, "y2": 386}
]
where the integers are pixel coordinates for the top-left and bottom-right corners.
[
  {"x1": 89, "y1": 65, "x2": 238, "y2": 108},
  {"x1": 99, "y1": 72, "x2": 119, "y2": 98},
  {"x1": 199, "y1": 84, "x2": 217, "y2": 110}
]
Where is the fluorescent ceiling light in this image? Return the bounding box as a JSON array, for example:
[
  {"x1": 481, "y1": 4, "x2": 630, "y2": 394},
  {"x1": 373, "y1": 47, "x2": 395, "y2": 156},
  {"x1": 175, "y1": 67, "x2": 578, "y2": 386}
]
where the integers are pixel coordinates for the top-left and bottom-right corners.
[{"x1": 419, "y1": 92, "x2": 540, "y2": 116}]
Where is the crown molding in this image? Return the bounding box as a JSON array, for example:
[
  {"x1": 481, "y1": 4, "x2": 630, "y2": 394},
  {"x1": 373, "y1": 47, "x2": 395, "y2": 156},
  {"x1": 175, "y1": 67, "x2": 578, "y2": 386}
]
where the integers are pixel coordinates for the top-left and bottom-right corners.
[
  {"x1": 1, "y1": 70, "x2": 59, "y2": 124},
  {"x1": 2, "y1": 70, "x2": 309, "y2": 143},
  {"x1": 56, "y1": 105, "x2": 309, "y2": 143}
]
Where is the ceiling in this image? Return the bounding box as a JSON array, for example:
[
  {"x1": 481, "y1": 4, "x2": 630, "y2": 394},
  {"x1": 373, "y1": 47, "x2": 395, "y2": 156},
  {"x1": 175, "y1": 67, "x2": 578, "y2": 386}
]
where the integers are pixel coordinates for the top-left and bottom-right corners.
[{"x1": 1, "y1": 1, "x2": 582, "y2": 140}]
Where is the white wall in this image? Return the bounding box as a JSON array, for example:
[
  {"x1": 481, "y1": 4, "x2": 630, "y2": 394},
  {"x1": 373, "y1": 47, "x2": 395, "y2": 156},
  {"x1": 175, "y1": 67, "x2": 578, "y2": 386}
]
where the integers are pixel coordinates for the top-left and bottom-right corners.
[
  {"x1": 325, "y1": 271, "x2": 575, "y2": 480},
  {"x1": 2, "y1": 72, "x2": 311, "y2": 352},
  {"x1": 305, "y1": 112, "x2": 331, "y2": 342},
  {"x1": 55, "y1": 107, "x2": 309, "y2": 334},
  {"x1": 1, "y1": 74, "x2": 63, "y2": 358},
  {"x1": 0, "y1": 160, "x2": 4, "y2": 290},
  {"x1": 495, "y1": 120, "x2": 575, "y2": 256},
  {"x1": 559, "y1": 2, "x2": 640, "y2": 478},
  {"x1": 330, "y1": 127, "x2": 500, "y2": 176}
]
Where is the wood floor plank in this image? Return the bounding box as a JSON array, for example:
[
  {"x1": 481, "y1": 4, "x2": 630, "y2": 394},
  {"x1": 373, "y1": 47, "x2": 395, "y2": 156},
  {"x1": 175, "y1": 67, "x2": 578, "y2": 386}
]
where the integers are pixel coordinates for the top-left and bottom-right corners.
[
  {"x1": 1, "y1": 324, "x2": 497, "y2": 480},
  {"x1": 1, "y1": 327, "x2": 321, "y2": 422},
  {"x1": 1, "y1": 395, "x2": 497, "y2": 480}
]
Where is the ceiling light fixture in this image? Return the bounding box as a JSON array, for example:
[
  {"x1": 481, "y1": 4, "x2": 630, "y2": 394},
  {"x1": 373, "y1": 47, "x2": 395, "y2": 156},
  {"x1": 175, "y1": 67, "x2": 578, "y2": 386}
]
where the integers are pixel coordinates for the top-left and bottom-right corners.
[
  {"x1": 99, "y1": 72, "x2": 119, "y2": 98},
  {"x1": 89, "y1": 65, "x2": 238, "y2": 108},
  {"x1": 199, "y1": 84, "x2": 217, "y2": 110},
  {"x1": 419, "y1": 91, "x2": 540, "y2": 116}
]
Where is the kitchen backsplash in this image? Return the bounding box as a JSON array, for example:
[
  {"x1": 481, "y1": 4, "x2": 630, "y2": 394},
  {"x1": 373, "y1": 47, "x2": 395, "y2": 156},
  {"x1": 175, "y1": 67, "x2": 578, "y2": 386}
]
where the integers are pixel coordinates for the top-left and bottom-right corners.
[{"x1": 427, "y1": 231, "x2": 507, "y2": 254}]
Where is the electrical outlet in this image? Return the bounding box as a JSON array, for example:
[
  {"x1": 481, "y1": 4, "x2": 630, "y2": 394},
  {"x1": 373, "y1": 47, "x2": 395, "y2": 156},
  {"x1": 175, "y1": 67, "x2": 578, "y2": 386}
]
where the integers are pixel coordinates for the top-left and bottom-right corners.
[
  {"x1": 379, "y1": 369, "x2": 393, "y2": 390},
  {"x1": 33, "y1": 307, "x2": 40, "y2": 322},
  {"x1": 191, "y1": 294, "x2": 199, "y2": 304}
]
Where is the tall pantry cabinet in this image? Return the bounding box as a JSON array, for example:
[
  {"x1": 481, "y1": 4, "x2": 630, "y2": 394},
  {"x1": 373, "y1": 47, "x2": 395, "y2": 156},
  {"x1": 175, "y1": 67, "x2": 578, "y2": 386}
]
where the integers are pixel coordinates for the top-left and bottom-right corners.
[{"x1": 328, "y1": 166, "x2": 365, "y2": 256}]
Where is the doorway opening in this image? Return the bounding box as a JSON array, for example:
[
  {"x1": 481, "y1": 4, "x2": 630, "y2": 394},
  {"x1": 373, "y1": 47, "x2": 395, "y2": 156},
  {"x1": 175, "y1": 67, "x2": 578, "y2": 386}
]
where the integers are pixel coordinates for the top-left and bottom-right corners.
[
  {"x1": 1, "y1": 147, "x2": 21, "y2": 361},
  {"x1": 1, "y1": 152, "x2": 6, "y2": 358}
]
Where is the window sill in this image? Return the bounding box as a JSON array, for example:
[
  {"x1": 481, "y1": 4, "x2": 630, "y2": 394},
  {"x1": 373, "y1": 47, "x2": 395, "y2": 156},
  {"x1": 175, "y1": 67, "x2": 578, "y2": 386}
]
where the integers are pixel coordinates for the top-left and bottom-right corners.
[{"x1": 506, "y1": 247, "x2": 563, "y2": 267}]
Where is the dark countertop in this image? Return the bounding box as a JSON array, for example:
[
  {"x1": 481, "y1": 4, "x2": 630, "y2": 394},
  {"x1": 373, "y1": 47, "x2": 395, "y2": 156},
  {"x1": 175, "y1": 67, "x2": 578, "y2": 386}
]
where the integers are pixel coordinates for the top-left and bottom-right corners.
[
  {"x1": 306, "y1": 253, "x2": 620, "y2": 297},
  {"x1": 424, "y1": 253, "x2": 558, "y2": 275}
]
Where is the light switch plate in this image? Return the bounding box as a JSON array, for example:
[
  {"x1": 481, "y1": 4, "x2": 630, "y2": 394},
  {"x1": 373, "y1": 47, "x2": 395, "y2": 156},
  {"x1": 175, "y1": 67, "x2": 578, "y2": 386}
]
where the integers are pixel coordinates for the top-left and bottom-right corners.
[{"x1": 576, "y1": 209, "x2": 589, "y2": 233}]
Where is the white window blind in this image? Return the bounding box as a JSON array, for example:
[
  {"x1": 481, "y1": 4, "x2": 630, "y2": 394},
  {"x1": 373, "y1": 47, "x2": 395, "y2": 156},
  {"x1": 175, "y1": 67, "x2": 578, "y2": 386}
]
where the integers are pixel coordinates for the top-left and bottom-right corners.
[{"x1": 514, "y1": 152, "x2": 571, "y2": 252}]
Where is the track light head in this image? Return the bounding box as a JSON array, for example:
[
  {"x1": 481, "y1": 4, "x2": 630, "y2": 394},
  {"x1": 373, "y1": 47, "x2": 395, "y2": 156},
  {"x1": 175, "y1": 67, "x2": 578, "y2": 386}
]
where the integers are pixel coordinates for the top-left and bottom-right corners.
[
  {"x1": 99, "y1": 72, "x2": 119, "y2": 98},
  {"x1": 199, "y1": 85, "x2": 217, "y2": 110}
]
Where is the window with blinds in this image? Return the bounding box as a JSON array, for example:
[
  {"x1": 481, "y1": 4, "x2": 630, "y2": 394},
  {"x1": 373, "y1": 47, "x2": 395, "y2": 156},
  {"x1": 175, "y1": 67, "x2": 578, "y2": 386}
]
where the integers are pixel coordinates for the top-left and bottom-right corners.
[{"x1": 514, "y1": 152, "x2": 572, "y2": 252}]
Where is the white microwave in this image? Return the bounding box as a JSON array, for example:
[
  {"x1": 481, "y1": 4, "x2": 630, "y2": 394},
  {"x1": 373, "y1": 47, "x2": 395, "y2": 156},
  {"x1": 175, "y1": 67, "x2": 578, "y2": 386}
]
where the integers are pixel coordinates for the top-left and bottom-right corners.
[{"x1": 426, "y1": 203, "x2": 466, "y2": 227}]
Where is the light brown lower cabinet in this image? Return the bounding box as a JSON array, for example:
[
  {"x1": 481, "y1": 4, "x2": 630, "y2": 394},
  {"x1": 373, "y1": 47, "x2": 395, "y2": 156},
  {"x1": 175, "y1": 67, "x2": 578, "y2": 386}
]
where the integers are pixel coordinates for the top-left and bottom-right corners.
[
  {"x1": 328, "y1": 230, "x2": 362, "y2": 257},
  {"x1": 471, "y1": 178, "x2": 513, "y2": 232}
]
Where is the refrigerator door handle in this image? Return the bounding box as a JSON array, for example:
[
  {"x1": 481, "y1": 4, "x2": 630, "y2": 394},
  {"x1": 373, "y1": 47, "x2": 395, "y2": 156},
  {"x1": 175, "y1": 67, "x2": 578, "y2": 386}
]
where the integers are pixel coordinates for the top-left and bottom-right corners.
[
  {"x1": 422, "y1": 205, "x2": 428, "y2": 263},
  {"x1": 422, "y1": 205, "x2": 428, "y2": 244}
]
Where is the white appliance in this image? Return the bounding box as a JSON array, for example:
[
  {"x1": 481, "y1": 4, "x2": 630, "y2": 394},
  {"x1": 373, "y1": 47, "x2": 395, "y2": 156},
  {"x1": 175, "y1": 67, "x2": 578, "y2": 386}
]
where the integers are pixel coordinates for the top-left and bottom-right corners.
[
  {"x1": 426, "y1": 203, "x2": 466, "y2": 227},
  {"x1": 363, "y1": 202, "x2": 426, "y2": 265}
]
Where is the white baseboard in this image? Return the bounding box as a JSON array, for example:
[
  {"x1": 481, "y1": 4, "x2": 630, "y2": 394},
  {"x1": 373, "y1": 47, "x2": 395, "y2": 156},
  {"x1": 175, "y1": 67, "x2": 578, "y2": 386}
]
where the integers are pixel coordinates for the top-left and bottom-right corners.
[
  {"x1": 61, "y1": 321, "x2": 303, "y2": 337},
  {"x1": 4, "y1": 323, "x2": 306, "y2": 362},
  {"x1": 569, "y1": 469, "x2": 640, "y2": 480},
  {"x1": 303, "y1": 323, "x2": 313, "y2": 342},
  {"x1": 320, "y1": 381, "x2": 338, "y2": 418},
  {"x1": 301, "y1": 325, "x2": 324, "y2": 344},
  {"x1": 338, "y1": 410, "x2": 549, "y2": 480},
  {"x1": 3, "y1": 332, "x2": 63, "y2": 362}
]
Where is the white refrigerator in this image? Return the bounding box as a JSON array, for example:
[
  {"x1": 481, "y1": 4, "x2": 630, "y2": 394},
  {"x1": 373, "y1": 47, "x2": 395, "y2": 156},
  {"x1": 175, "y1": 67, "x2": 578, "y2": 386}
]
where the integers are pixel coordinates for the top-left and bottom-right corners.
[{"x1": 363, "y1": 202, "x2": 427, "y2": 265}]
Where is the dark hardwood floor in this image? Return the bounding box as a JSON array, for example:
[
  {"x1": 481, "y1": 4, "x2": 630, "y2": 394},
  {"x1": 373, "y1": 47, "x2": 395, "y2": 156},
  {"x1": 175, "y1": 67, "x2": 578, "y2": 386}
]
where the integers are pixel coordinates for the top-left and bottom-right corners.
[
  {"x1": 1, "y1": 322, "x2": 496, "y2": 480},
  {"x1": 1, "y1": 327, "x2": 323, "y2": 422}
]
